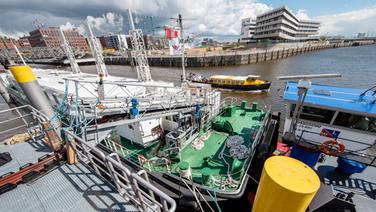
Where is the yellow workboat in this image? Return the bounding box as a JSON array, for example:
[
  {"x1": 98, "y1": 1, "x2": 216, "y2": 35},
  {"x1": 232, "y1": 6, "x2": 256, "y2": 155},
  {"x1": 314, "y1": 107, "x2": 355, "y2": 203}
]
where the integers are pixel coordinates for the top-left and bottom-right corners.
[{"x1": 187, "y1": 73, "x2": 271, "y2": 91}]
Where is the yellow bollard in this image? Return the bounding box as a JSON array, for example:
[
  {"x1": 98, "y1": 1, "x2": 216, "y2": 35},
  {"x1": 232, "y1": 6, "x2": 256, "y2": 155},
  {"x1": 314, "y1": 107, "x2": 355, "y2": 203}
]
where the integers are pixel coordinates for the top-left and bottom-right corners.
[{"x1": 252, "y1": 156, "x2": 320, "y2": 212}]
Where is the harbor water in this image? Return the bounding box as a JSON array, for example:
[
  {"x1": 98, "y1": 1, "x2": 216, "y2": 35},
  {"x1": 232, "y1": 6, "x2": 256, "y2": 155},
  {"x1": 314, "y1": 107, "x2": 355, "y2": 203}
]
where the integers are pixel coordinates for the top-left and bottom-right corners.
[{"x1": 1, "y1": 45, "x2": 376, "y2": 117}]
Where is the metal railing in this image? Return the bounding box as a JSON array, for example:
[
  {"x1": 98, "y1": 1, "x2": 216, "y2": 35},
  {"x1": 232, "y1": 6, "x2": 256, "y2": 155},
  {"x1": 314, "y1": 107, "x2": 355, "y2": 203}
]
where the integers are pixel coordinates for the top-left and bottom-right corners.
[
  {"x1": 296, "y1": 130, "x2": 376, "y2": 167},
  {"x1": 0, "y1": 105, "x2": 49, "y2": 141},
  {"x1": 64, "y1": 129, "x2": 176, "y2": 212}
]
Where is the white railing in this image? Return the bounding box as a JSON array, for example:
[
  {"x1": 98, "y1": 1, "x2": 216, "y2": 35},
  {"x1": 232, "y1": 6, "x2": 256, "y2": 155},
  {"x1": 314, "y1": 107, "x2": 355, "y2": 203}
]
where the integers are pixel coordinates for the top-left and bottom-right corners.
[{"x1": 64, "y1": 129, "x2": 176, "y2": 212}]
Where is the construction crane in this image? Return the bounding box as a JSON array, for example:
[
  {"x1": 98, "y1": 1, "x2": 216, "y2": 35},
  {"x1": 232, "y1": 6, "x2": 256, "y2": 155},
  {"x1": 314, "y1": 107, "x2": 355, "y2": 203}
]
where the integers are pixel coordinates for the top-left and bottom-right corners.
[
  {"x1": 58, "y1": 27, "x2": 80, "y2": 75},
  {"x1": 32, "y1": 18, "x2": 44, "y2": 29},
  {"x1": 85, "y1": 21, "x2": 108, "y2": 100},
  {"x1": 277, "y1": 73, "x2": 342, "y2": 143},
  {"x1": 128, "y1": 9, "x2": 152, "y2": 82}
]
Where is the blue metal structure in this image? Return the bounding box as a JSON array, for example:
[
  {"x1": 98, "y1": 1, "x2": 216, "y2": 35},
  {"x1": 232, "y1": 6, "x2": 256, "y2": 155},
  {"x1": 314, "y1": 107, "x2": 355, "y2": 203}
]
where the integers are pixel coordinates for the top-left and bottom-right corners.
[{"x1": 284, "y1": 82, "x2": 376, "y2": 116}]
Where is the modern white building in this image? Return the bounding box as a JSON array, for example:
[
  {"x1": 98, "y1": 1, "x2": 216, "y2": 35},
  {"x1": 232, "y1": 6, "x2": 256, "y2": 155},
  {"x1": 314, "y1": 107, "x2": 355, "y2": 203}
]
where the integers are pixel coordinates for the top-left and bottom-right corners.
[
  {"x1": 99, "y1": 34, "x2": 129, "y2": 50},
  {"x1": 240, "y1": 18, "x2": 256, "y2": 43},
  {"x1": 240, "y1": 6, "x2": 320, "y2": 42}
]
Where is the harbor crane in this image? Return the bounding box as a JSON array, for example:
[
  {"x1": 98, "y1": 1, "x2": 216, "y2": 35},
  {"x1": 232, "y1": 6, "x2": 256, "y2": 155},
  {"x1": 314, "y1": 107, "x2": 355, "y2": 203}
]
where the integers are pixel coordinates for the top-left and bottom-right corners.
[
  {"x1": 128, "y1": 9, "x2": 152, "y2": 82},
  {"x1": 277, "y1": 73, "x2": 342, "y2": 143}
]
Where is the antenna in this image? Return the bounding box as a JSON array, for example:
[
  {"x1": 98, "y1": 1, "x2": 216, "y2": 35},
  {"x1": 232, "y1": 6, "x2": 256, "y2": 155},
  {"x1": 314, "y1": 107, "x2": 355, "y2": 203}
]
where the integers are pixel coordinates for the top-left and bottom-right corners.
[
  {"x1": 59, "y1": 27, "x2": 80, "y2": 75},
  {"x1": 277, "y1": 73, "x2": 341, "y2": 143}
]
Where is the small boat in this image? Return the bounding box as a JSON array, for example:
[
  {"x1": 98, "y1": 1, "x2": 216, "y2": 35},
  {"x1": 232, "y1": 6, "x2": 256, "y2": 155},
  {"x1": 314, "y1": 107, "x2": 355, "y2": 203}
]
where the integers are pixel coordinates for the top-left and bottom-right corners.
[
  {"x1": 187, "y1": 73, "x2": 271, "y2": 91},
  {"x1": 99, "y1": 99, "x2": 280, "y2": 210}
]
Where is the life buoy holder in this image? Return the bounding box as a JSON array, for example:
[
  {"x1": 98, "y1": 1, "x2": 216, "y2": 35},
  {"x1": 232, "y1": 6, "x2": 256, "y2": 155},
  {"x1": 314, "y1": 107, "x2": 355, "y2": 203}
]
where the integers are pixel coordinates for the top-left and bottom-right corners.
[{"x1": 321, "y1": 139, "x2": 345, "y2": 157}]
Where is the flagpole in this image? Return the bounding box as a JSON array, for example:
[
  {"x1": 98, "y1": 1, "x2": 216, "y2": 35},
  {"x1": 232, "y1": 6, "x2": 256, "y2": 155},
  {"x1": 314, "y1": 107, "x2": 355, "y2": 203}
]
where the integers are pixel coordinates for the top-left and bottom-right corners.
[{"x1": 178, "y1": 14, "x2": 186, "y2": 82}]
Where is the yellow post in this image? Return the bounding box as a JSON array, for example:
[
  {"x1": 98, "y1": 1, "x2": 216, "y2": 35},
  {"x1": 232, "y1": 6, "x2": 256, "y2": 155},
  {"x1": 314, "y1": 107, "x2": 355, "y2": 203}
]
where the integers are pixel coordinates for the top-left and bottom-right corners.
[
  {"x1": 252, "y1": 156, "x2": 320, "y2": 212},
  {"x1": 9, "y1": 65, "x2": 37, "y2": 83},
  {"x1": 9, "y1": 65, "x2": 56, "y2": 121}
]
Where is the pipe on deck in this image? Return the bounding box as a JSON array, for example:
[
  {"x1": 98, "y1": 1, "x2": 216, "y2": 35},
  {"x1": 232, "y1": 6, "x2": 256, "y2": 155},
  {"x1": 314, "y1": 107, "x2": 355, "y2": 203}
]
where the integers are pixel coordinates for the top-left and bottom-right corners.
[{"x1": 9, "y1": 65, "x2": 56, "y2": 122}]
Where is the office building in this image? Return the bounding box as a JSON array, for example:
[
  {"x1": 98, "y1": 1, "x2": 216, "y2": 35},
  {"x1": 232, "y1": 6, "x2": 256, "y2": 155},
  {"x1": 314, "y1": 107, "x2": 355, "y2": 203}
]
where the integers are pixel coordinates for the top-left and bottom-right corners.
[
  {"x1": 240, "y1": 18, "x2": 256, "y2": 43},
  {"x1": 98, "y1": 34, "x2": 129, "y2": 50},
  {"x1": 240, "y1": 6, "x2": 320, "y2": 42}
]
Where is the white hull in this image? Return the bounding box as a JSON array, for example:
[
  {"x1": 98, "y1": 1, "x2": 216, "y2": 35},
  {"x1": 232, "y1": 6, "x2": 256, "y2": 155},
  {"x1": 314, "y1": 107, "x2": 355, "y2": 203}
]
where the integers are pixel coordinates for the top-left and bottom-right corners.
[
  {"x1": 283, "y1": 118, "x2": 376, "y2": 152},
  {"x1": 2, "y1": 68, "x2": 221, "y2": 119}
]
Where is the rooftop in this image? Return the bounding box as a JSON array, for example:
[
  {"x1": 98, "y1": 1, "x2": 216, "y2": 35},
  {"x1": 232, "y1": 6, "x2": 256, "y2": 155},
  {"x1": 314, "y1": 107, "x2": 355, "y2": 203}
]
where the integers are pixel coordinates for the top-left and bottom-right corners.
[
  {"x1": 283, "y1": 81, "x2": 376, "y2": 116},
  {"x1": 257, "y1": 6, "x2": 320, "y2": 24}
]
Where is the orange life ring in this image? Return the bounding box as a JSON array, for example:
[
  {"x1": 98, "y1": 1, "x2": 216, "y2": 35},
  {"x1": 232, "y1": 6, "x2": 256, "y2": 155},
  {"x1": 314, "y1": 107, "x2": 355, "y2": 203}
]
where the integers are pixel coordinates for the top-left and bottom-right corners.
[{"x1": 321, "y1": 139, "x2": 345, "y2": 157}]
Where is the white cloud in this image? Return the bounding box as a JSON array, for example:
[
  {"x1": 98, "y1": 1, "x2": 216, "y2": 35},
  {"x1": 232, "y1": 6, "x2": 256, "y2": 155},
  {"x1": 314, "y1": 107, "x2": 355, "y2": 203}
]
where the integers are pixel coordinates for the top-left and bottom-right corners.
[
  {"x1": 166, "y1": 0, "x2": 271, "y2": 35},
  {"x1": 1, "y1": 0, "x2": 376, "y2": 39},
  {"x1": 85, "y1": 0, "x2": 271, "y2": 36},
  {"x1": 0, "y1": 28, "x2": 27, "y2": 38},
  {"x1": 296, "y1": 9, "x2": 310, "y2": 20},
  {"x1": 0, "y1": 0, "x2": 273, "y2": 38},
  {"x1": 60, "y1": 22, "x2": 76, "y2": 30},
  {"x1": 317, "y1": 7, "x2": 376, "y2": 36},
  {"x1": 86, "y1": 12, "x2": 124, "y2": 34}
]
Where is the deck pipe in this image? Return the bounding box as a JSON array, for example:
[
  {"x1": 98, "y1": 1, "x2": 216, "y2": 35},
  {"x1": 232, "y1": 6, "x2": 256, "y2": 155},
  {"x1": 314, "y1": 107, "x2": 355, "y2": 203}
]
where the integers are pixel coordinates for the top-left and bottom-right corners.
[{"x1": 9, "y1": 65, "x2": 56, "y2": 123}]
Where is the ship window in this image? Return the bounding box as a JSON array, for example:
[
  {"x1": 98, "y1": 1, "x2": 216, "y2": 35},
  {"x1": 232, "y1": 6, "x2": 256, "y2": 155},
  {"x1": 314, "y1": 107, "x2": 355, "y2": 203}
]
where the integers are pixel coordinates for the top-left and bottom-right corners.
[
  {"x1": 290, "y1": 104, "x2": 335, "y2": 124},
  {"x1": 333, "y1": 112, "x2": 376, "y2": 132}
]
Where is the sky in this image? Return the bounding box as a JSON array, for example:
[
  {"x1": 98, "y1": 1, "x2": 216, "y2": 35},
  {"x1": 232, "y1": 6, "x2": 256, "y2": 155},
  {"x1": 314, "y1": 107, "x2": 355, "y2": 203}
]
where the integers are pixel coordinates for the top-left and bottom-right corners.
[{"x1": 0, "y1": 0, "x2": 376, "y2": 40}]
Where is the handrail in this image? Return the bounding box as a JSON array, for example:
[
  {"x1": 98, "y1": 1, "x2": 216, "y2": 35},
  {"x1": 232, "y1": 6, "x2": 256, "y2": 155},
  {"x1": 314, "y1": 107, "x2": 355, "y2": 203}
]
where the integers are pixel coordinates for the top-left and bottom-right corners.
[
  {"x1": 296, "y1": 130, "x2": 376, "y2": 166},
  {"x1": 0, "y1": 105, "x2": 49, "y2": 138},
  {"x1": 0, "y1": 104, "x2": 48, "y2": 121},
  {"x1": 297, "y1": 130, "x2": 374, "y2": 148},
  {"x1": 63, "y1": 129, "x2": 176, "y2": 212}
]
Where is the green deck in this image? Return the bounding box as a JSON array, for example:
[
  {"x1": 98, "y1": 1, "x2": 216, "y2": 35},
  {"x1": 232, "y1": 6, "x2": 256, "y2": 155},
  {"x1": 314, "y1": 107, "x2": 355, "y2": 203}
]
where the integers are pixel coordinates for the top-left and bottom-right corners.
[{"x1": 104, "y1": 101, "x2": 266, "y2": 191}]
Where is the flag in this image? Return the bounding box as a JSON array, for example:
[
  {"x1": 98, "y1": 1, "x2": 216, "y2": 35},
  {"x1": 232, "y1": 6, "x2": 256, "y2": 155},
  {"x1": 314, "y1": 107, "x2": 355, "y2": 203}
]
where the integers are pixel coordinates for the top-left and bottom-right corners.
[
  {"x1": 320, "y1": 128, "x2": 341, "y2": 139},
  {"x1": 165, "y1": 26, "x2": 182, "y2": 55}
]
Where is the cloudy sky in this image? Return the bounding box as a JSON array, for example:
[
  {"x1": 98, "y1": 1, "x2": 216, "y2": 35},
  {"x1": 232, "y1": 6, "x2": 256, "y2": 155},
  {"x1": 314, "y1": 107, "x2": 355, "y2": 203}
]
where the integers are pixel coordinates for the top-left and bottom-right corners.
[{"x1": 0, "y1": 0, "x2": 376, "y2": 40}]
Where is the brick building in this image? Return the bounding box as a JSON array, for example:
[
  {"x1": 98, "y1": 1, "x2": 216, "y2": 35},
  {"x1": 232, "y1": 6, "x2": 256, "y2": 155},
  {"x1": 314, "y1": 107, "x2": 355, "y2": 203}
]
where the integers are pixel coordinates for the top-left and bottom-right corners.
[
  {"x1": 0, "y1": 36, "x2": 21, "y2": 49},
  {"x1": 28, "y1": 27, "x2": 88, "y2": 50},
  {"x1": 0, "y1": 37, "x2": 5, "y2": 49},
  {"x1": 18, "y1": 36, "x2": 32, "y2": 48}
]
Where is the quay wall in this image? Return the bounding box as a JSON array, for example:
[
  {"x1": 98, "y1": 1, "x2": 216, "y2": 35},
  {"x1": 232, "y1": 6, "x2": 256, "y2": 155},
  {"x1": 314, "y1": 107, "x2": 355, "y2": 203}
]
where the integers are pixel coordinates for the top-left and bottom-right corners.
[
  {"x1": 105, "y1": 42, "x2": 361, "y2": 67},
  {"x1": 19, "y1": 41, "x2": 373, "y2": 67}
]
